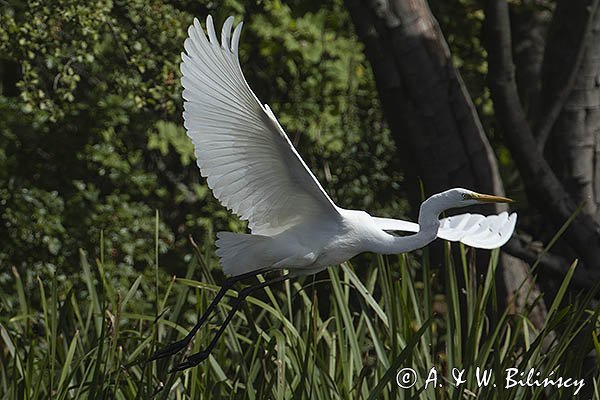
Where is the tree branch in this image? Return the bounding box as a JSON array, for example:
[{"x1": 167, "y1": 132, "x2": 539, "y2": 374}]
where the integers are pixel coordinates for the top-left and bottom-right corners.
[{"x1": 503, "y1": 237, "x2": 598, "y2": 289}]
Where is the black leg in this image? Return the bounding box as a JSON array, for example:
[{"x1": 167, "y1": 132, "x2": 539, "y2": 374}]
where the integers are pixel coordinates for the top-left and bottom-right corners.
[
  {"x1": 171, "y1": 273, "x2": 291, "y2": 371},
  {"x1": 149, "y1": 269, "x2": 266, "y2": 362}
]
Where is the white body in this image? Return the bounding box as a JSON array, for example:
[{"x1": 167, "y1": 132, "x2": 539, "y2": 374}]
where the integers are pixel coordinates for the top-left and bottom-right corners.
[
  {"x1": 219, "y1": 209, "x2": 387, "y2": 276},
  {"x1": 181, "y1": 16, "x2": 517, "y2": 277}
]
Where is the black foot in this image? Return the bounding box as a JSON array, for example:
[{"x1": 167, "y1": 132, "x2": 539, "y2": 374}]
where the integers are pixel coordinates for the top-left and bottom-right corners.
[
  {"x1": 170, "y1": 350, "x2": 210, "y2": 372},
  {"x1": 149, "y1": 338, "x2": 190, "y2": 361}
]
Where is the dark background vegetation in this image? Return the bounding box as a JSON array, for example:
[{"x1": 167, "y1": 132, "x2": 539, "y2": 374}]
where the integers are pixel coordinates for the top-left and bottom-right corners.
[
  {"x1": 1, "y1": 0, "x2": 403, "y2": 280},
  {"x1": 1, "y1": 0, "x2": 600, "y2": 398}
]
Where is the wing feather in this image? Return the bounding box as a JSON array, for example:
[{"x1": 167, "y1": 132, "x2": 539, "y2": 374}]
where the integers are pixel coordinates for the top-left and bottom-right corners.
[
  {"x1": 182, "y1": 16, "x2": 340, "y2": 235},
  {"x1": 372, "y1": 212, "x2": 517, "y2": 249}
]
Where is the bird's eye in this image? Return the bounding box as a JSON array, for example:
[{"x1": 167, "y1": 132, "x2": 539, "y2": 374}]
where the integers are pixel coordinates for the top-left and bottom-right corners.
[{"x1": 462, "y1": 193, "x2": 468, "y2": 200}]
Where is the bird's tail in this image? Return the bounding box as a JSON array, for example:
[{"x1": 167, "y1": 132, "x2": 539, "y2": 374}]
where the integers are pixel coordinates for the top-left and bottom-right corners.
[{"x1": 215, "y1": 232, "x2": 274, "y2": 276}]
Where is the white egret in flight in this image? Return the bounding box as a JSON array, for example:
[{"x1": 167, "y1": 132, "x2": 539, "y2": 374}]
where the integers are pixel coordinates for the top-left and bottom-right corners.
[{"x1": 151, "y1": 15, "x2": 517, "y2": 371}]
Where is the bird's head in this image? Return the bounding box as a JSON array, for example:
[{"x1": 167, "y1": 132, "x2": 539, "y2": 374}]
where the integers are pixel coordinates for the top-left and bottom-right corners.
[
  {"x1": 418, "y1": 188, "x2": 513, "y2": 227},
  {"x1": 442, "y1": 188, "x2": 513, "y2": 207}
]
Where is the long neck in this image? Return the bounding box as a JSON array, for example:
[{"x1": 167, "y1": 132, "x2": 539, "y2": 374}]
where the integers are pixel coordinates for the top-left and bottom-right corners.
[{"x1": 375, "y1": 195, "x2": 444, "y2": 254}]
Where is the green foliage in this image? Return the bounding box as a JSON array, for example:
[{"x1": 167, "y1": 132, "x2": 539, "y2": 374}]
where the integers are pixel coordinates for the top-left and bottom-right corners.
[
  {"x1": 0, "y1": 0, "x2": 192, "y2": 275},
  {"x1": 0, "y1": 0, "x2": 402, "y2": 280},
  {"x1": 1, "y1": 228, "x2": 597, "y2": 399},
  {"x1": 147, "y1": 121, "x2": 194, "y2": 166}
]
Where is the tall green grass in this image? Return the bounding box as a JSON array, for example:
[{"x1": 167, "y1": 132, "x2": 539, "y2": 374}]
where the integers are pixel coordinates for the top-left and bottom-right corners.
[{"x1": 1, "y1": 228, "x2": 599, "y2": 399}]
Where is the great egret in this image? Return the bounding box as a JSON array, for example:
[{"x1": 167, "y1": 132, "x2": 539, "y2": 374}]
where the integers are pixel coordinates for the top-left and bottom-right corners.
[{"x1": 151, "y1": 15, "x2": 517, "y2": 371}]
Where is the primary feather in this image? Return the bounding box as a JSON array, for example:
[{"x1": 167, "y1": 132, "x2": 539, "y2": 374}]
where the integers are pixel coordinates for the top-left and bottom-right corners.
[
  {"x1": 372, "y1": 212, "x2": 517, "y2": 249},
  {"x1": 182, "y1": 16, "x2": 340, "y2": 237}
]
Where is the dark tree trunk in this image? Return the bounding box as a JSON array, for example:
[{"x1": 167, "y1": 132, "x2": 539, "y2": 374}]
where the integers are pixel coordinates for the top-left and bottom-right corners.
[
  {"x1": 345, "y1": 0, "x2": 504, "y2": 207},
  {"x1": 511, "y1": 0, "x2": 554, "y2": 118},
  {"x1": 344, "y1": 0, "x2": 543, "y2": 321},
  {"x1": 484, "y1": 0, "x2": 600, "y2": 279},
  {"x1": 542, "y1": 0, "x2": 600, "y2": 219}
]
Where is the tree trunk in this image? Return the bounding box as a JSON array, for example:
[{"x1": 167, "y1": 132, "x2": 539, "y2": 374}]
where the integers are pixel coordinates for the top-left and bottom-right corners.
[
  {"x1": 511, "y1": 0, "x2": 554, "y2": 118},
  {"x1": 542, "y1": 0, "x2": 600, "y2": 220},
  {"x1": 484, "y1": 0, "x2": 600, "y2": 275},
  {"x1": 345, "y1": 0, "x2": 544, "y2": 322},
  {"x1": 345, "y1": 0, "x2": 504, "y2": 206}
]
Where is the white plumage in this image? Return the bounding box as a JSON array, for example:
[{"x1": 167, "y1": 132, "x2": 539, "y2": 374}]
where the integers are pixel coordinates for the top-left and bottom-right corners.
[
  {"x1": 181, "y1": 16, "x2": 517, "y2": 277},
  {"x1": 372, "y1": 212, "x2": 517, "y2": 249}
]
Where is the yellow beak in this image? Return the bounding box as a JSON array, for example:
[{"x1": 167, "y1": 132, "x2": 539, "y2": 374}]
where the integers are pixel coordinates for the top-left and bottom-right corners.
[{"x1": 469, "y1": 193, "x2": 514, "y2": 203}]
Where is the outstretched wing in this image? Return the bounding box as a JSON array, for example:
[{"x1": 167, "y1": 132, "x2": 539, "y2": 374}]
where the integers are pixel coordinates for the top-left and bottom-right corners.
[
  {"x1": 182, "y1": 16, "x2": 340, "y2": 235},
  {"x1": 372, "y1": 212, "x2": 517, "y2": 249}
]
